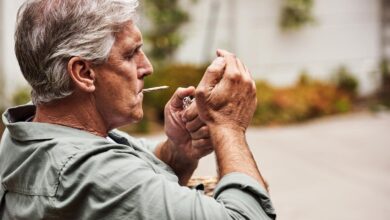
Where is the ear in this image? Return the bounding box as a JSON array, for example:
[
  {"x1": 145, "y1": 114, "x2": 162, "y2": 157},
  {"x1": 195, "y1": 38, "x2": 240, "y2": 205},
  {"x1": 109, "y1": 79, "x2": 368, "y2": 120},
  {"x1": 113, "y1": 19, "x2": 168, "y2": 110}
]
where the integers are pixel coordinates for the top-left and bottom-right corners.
[{"x1": 67, "y1": 57, "x2": 96, "y2": 93}]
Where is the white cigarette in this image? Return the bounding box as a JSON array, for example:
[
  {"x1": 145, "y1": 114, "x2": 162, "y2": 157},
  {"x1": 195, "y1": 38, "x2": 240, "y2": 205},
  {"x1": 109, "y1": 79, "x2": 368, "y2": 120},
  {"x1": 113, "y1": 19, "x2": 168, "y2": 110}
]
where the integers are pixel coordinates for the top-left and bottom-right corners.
[{"x1": 142, "y1": 85, "x2": 169, "y2": 93}]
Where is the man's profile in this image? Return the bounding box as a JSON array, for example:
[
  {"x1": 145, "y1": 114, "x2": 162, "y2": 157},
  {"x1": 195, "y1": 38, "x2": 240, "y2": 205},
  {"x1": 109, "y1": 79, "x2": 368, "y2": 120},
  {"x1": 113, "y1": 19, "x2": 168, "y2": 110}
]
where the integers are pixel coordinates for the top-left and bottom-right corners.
[{"x1": 0, "y1": 0, "x2": 276, "y2": 219}]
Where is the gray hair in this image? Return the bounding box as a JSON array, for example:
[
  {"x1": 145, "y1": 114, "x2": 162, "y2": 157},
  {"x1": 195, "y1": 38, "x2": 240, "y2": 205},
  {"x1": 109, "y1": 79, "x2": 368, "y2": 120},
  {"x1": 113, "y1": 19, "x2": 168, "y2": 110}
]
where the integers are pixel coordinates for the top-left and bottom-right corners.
[{"x1": 15, "y1": 0, "x2": 139, "y2": 104}]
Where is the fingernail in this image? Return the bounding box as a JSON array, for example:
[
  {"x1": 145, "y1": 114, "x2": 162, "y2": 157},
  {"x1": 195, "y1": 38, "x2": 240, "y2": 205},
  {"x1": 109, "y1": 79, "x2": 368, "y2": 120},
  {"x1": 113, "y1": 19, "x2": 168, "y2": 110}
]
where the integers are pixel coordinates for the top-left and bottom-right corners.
[{"x1": 181, "y1": 116, "x2": 187, "y2": 123}]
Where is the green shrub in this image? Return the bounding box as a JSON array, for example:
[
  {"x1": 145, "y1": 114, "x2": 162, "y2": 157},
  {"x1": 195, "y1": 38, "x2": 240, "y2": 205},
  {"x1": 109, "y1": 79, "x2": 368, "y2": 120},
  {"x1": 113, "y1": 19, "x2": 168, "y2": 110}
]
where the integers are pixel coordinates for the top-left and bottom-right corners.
[
  {"x1": 12, "y1": 87, "x2": 31, "y2": 106},
  {"x1": 332, "y1": 66, "x2": 359, "y2": 98},
  {"x1": 280, "y1": 0, "x2": 316, "y2": 31},
  {"x1": 379, "y1": 60, "x2": 390, "y2": 107},
  {"x1": 253, "y1": 77, "x2": 353, "y2": 125}
]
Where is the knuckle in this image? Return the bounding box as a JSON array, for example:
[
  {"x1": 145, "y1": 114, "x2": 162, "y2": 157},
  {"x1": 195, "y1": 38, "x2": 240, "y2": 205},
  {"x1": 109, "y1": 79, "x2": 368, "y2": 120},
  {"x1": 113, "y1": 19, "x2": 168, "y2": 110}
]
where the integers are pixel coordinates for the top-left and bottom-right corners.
[
  {"x1": 242, "y1": 77, "x2": 252, "y2": 85},
  {"x1": 206, "y1": 66, "x2": 220, "y2": 74},
  {"x1": 195, "y1": 88, "x2": 206, "y2": 99},
  {"x1": 227, "y1": 71, "x2": 241, "y2": 81}
]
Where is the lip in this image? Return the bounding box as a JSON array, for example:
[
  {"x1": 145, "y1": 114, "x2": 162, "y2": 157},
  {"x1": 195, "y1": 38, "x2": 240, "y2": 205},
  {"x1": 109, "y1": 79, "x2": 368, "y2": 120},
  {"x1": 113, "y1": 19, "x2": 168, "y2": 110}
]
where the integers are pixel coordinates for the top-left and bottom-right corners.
[{"x1": 138, "y1": 82, "x2": 144, "y2": 93}]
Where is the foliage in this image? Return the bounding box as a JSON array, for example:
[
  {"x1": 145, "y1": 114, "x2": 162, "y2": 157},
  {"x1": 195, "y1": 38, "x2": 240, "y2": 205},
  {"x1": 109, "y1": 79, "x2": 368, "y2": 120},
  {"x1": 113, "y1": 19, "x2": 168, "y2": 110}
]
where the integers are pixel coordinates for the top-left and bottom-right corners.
[
  {"x1": 12, "y1": 87, "x2": 31, "y2": 106},
  {"x1": 280, "y1": 0, "x2": 316, "y2": 31},
  {"x1": 252, "y1": 77, "x2": 353, "y2": 125},
  {"x1": 378, "y1": 60, "x2": 390, "y2": 107},
  {"x1": 143, "y1": 0, "x2": 192, "y2": 63},
  {"x1": 332, "y1": 66, "x2": 359, "y2": 98}
]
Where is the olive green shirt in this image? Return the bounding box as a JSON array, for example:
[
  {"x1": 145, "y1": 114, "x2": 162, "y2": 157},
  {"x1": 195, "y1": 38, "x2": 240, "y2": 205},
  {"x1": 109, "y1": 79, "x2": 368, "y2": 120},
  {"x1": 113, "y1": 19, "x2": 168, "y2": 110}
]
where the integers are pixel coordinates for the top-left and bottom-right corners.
[{"x1": 0, "y1": 104, "x2": 276, "y2": 220}]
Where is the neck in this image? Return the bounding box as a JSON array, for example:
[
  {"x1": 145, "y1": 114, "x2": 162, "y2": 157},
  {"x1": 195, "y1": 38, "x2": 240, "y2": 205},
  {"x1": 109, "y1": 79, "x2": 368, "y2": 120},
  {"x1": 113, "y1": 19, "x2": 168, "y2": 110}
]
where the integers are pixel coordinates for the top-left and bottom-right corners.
[{"x1": 33, "y1": 92, "x2": 108, "y2": 137}]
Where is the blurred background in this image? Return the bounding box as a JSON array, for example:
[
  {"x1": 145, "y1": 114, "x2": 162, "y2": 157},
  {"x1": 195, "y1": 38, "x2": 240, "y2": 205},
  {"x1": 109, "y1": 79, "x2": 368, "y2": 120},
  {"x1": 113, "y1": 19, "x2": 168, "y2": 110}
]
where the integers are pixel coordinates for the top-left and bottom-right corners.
[{"x1": 1, "y1": 0, "x2": 389, "y2": 219}]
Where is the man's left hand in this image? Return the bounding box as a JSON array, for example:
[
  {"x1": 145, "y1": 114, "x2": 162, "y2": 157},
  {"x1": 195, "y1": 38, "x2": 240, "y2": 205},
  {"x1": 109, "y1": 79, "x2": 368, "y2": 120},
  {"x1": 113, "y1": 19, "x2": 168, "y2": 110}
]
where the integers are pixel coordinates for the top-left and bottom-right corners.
[{"x1": 157, "y1": 87, "x2": 213, "y2": 185}]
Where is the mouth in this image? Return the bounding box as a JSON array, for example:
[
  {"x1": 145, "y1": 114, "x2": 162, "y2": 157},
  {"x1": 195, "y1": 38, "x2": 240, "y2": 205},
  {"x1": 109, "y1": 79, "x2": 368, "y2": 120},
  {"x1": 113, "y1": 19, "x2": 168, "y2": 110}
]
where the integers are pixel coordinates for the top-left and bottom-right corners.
[{"x1": 138, "y1": 85, "x2": 144, "y2": 94}]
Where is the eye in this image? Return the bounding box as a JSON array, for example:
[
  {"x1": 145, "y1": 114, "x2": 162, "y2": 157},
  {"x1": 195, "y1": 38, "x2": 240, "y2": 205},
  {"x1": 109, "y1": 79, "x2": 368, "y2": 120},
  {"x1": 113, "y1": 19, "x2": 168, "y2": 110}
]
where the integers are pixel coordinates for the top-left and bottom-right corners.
[
  {"x1": 125, "y1": 52, "x2": 135, "y2": 60},
  {"x1": 125, "y1": 47, "x2": 142, "y2": 60}
]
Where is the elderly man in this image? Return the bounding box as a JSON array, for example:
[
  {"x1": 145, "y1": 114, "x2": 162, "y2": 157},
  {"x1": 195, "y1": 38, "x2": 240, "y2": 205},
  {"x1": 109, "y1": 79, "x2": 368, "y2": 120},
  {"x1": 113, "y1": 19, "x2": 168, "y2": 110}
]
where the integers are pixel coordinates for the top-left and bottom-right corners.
[{"x1": 0, "y1": 0, "x2": 275, "y2": 219}]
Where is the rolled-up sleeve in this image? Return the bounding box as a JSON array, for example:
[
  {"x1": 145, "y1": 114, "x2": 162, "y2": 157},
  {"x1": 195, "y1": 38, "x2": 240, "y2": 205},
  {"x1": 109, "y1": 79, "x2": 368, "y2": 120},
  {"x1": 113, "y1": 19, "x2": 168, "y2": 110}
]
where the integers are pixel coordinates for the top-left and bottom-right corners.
[
  {"x1": 214, "y1": 173, "x2": 276, "y2": 219},
  {"x1": 56, "y1": 147, "x2": 276, "y2": 220}
]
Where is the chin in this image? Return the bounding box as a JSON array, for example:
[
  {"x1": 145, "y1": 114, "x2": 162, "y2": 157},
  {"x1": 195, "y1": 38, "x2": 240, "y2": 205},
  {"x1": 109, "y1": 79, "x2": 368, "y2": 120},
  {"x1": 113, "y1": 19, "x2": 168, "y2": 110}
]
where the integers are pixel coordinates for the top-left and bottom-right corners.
[
  {"x1": 132, "y1": 114, "x2": 143, "y2": 123},
  {"x1": 129, "y1": 108, "x2": 144, "y2": 123}
]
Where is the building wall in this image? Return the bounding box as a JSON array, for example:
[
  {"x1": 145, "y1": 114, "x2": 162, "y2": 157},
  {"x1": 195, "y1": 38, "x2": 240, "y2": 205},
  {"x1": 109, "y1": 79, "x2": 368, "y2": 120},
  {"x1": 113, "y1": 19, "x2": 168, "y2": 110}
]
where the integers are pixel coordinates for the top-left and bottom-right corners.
[{"x1": 176, "y1": 0, "x2": 382, "y2": 94}]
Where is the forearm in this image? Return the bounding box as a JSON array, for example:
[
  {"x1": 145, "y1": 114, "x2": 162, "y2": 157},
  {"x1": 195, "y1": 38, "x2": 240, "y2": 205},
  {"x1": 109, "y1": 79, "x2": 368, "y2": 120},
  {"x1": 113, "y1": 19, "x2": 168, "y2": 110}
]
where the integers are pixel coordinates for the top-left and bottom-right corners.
[
  {"x1": 210, "y1": 126, "x2": 268, "y2": 191},
  {"x1": 155, "y1": 139, "x2": 198, "y2": 185}
]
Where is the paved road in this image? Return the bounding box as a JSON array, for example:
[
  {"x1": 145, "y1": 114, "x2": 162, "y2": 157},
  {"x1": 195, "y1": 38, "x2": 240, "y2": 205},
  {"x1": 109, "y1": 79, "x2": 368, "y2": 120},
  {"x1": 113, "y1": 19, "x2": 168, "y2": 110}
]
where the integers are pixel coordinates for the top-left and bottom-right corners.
[{"x1": 144, "y1": 111, "x2": 390, "y2": 220}]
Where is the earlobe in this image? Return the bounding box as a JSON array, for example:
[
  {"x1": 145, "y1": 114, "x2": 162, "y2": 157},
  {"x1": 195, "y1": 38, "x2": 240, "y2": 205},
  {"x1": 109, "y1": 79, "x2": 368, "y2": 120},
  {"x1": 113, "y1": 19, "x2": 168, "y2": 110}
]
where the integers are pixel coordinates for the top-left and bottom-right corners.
[{"x1": 67, "y1": 57, "x2": 96, "y2": 93}]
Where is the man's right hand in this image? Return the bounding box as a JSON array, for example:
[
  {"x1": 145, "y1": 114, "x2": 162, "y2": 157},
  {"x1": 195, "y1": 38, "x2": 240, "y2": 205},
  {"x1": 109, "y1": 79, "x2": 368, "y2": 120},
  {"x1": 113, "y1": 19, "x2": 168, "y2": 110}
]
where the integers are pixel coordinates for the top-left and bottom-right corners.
[
  {"x1": 194, "y1": 49, "x2": 257, "y2": 133},
  {"x1": 185, "y1": 49, "x2": 268, "y2": 190}
]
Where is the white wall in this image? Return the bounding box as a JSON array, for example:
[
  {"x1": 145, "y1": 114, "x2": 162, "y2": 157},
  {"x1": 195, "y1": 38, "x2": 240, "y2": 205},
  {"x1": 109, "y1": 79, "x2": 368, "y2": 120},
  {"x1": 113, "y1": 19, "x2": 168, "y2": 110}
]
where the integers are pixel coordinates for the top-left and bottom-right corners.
[
  {"x1": 1, "y1": 0, "x2": 26, "y2": 101},
  {"x1": 0, "y1": 0, "x2": 4, "y2": 101},
  {"x1": 176, "y1": 0, "x2": 382, "y2": 95}
]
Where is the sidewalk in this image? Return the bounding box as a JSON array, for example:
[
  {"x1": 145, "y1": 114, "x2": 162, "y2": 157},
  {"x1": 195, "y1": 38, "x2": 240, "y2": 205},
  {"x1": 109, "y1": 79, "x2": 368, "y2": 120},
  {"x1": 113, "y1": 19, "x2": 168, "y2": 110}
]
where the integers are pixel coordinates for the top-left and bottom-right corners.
[{"x1": 144, "y1": 111, "x2": 390, "y2": 220}]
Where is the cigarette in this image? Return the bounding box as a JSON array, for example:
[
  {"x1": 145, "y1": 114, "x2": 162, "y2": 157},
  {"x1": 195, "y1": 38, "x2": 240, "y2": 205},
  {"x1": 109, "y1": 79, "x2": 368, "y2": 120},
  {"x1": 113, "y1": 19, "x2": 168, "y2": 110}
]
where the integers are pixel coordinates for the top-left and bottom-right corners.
[{"x1": 142, "y1": 86, "x2": 169, "y2": 93}]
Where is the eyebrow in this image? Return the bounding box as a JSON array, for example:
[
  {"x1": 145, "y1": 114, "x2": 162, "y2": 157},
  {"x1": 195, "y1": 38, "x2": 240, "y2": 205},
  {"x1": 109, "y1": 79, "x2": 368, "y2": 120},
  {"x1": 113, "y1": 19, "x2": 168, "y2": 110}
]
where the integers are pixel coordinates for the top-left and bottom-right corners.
[{"x1": 125, "y1": 43, "x2": 143, "y2": 55}]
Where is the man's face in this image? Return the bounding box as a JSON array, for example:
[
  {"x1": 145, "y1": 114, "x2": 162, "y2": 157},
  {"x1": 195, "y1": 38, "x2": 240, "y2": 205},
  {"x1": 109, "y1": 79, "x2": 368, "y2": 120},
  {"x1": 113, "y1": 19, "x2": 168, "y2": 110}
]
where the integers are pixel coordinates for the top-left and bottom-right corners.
[{"x1": 92, "y1": 22, "x2": 153, "y2": 129}]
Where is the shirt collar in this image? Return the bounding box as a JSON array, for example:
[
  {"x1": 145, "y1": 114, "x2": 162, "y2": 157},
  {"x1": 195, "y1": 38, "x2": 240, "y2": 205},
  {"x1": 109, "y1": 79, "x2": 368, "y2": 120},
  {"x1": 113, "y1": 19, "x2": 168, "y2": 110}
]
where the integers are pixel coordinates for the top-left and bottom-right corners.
[{"x1": 2, "y1": 104, "x2": 106, "y2": 141}]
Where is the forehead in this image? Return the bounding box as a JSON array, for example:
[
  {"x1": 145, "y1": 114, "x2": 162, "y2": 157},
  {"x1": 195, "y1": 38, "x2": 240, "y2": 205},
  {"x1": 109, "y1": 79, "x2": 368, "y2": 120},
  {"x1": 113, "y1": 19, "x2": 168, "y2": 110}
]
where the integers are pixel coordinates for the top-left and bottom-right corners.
[{"x1": 114, "y1": 22, "x2": 142, "y2": 49}]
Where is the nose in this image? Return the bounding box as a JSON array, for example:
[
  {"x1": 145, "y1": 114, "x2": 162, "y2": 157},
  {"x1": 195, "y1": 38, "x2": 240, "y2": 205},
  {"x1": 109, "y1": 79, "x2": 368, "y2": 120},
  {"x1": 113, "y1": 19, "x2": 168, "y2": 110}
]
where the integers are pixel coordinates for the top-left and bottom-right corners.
[{"x1": 138, "y1": 50, "x2": 153, "y2": 79}]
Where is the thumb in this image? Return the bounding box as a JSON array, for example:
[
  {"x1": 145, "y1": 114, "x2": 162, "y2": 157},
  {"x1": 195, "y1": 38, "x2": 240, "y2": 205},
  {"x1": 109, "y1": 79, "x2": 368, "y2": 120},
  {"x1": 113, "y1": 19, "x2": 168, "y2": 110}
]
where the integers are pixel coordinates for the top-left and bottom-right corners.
[{"x1": 169, "y1": 86, "x2": 195, "y2": 109}]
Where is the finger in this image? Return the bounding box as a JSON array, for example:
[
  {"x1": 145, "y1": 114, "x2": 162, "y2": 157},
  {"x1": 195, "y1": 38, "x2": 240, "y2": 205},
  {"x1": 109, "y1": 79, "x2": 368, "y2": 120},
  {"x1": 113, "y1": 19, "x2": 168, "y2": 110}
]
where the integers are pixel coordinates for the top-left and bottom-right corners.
[
  {"x1": 190, "y1": 126, "x2": 210, "y2": 140},
  {"x1": 192, "y1": 138, "x2": 213, "y2": 150},
  {"x1": 216, "y1": 49, "x2": 241, "y2": 77},
  {"x1": 236, "y1": 58, "x2": 253, "y2": 81},
  {"x1": 236, "y1": 58, "x2": 246, "y2": 73},
  {"x1": 197, "y1": 147, "x2": 214, "y2": 158},
  {"x1": 243, "y1": 63, "x2": 248, "y2": 73},
  {"x1": 182, "y1": 101, "x2": 197, "y2": 122},
  {"x1": 169, "y1": 86, "x2": 195, "y2": 109},
  {"x1": 185, "y1": 116, "x2": 204, "y2": 132},
  {"x1": 197, "y1": 56, "x2": 226, "y2": 90}
]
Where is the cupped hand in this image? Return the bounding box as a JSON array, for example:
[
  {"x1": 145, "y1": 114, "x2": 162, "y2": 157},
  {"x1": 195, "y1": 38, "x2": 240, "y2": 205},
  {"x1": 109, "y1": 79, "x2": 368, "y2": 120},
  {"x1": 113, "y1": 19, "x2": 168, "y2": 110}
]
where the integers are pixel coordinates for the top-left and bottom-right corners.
[
  {"x1": 164, "y1": 87, "x2": 213, "y2": 162},
  {"x1": 195, "y1": 49, "x2": 257, "y2": 132}
]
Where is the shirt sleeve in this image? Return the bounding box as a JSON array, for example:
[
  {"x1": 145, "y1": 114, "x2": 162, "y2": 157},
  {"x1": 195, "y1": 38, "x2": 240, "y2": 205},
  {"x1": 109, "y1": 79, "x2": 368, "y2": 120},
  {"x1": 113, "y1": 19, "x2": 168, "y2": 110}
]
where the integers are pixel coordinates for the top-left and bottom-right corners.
[{"x1": 55, "y1": 147, "x2": 276, "y2": 220}]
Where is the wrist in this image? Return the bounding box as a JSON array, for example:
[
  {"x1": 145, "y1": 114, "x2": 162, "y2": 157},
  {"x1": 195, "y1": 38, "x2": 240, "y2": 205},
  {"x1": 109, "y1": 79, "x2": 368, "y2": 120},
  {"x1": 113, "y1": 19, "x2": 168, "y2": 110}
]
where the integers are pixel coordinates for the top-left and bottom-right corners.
[
  {"x1": 208, "y1": 124, "x2": 246, "y2": 140},
  {"x1": 163, "y1": 139, "x2": 198, "y2": 185},
  {"x1": 162, "y1": 139, "x2": 199, "y2": 168}
]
